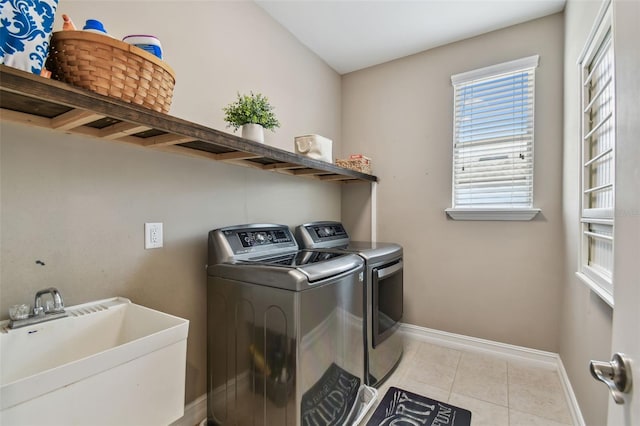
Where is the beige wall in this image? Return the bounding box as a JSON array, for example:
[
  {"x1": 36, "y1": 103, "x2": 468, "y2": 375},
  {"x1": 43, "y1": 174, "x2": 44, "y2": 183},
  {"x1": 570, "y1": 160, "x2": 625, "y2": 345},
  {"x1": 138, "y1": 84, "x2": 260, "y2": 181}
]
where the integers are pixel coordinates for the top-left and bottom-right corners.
[
  {"x1": 559, "y1": 1, "x2": 613, "y2": 425},
  {"x1": 0, "y1": 1, "x2": 344, "y2": 404},
  {"x1": 1, "y1": 2, "x2": 621, "y2": 422},
  {"x1": 342, "y1": 14, "x2": 565, "y2": 352}
]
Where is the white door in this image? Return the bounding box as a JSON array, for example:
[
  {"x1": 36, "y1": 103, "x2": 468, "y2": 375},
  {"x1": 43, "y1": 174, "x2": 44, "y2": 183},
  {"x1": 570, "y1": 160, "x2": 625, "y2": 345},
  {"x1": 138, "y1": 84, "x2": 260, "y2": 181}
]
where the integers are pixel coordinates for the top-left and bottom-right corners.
[{"x1": 606, "y1": 0, "x2": 640, "y2": 423}]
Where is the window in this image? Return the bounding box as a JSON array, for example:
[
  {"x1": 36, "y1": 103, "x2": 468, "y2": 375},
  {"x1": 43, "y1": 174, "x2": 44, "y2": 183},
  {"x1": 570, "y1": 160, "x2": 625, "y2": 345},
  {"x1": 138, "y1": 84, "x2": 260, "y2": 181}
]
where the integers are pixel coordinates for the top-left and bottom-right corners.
[
  {"x1": 577, "y1": 1, "x2": 614, "y2": 306},
  {"x1": 446, "y1": 56, "x2": 540, "y2": 221}
]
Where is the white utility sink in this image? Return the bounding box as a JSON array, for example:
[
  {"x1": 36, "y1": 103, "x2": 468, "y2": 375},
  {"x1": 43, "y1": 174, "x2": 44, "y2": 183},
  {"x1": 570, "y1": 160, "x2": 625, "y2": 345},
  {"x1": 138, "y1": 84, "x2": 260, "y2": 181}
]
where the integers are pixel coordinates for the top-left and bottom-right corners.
[{"x1": 0, "y1": 297, "x2": 189, "y2": 426}]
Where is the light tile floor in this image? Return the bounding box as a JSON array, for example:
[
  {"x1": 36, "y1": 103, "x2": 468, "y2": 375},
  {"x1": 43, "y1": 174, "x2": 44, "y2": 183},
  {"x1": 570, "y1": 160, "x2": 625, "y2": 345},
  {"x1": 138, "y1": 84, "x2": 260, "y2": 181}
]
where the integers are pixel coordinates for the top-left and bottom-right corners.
[{"x1": 362, "y1": 336, "x2": 574, "y2": 426}]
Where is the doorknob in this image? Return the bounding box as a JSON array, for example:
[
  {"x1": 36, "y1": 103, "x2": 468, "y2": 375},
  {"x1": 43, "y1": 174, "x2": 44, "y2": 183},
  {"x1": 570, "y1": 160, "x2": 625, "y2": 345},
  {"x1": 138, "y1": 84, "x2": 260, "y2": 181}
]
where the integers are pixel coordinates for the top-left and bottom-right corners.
[{"x1": 589, "y1": 352, "x2": 633, "y2": 404}]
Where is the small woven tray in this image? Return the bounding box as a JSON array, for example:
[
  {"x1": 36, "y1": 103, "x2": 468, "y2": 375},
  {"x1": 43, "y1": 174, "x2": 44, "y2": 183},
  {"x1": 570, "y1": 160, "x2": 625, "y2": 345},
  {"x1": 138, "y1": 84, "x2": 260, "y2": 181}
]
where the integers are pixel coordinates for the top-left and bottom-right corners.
[
  {"x1": 46, "y1": 31, "x2": 176, "y2": 113},
  {"x1": 335, "y1": 158, "x2": 372, "y2": 174}
]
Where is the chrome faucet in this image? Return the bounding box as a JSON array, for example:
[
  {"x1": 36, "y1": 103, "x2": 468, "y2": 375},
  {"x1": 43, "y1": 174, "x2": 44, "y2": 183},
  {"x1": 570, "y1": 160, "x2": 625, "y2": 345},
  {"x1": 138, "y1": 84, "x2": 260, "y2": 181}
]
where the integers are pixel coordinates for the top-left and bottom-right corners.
[
  {"x1": 8, "y1": 287, "x2": 68, "y2": 329},
  {"x1": 34, "y1": 287, "x2": 65, "y2": 315}
]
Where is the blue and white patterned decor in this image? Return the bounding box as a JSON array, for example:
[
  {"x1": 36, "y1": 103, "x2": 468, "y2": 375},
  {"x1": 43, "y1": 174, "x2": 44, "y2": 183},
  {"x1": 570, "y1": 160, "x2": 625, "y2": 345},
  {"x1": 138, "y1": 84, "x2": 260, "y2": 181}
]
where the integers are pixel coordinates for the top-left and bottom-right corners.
[{"x1": 0, "y1": 0, "x2": 58, "y2": 74}]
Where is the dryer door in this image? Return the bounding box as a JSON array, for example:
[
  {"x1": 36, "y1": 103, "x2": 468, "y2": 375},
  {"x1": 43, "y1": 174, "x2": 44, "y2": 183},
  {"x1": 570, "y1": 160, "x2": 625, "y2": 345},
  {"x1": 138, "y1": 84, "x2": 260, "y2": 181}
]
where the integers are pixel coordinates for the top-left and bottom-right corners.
[{"x1": 372, "y1": 260, "x2": 403, "y2": 348}]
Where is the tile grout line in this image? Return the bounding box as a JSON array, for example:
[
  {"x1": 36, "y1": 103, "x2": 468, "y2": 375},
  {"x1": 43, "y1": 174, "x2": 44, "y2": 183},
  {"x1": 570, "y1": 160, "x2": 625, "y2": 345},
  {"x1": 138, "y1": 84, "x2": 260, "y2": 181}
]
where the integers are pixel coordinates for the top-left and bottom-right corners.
[
  {"x1": 506, "y1": 361, "x2": 511, "y2": 426},
  {"x1": 447, "y1": 350, "x2": 463, "y2": 403}
]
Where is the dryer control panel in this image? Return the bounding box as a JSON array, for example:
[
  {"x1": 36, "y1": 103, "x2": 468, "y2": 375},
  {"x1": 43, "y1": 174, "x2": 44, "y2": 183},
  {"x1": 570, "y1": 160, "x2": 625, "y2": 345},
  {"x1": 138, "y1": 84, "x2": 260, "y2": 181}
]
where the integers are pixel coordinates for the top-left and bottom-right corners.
[{"x1": 295, "y1": 221, "x2": 350, "y2": 249}]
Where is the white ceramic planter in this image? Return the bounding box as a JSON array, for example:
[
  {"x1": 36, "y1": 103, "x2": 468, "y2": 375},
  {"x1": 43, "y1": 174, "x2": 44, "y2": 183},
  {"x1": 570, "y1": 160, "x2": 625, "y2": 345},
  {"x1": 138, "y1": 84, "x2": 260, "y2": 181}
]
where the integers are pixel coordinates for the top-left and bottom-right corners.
[{"x1": 241, "y1": 123, "x2": 264, "y2": 143}]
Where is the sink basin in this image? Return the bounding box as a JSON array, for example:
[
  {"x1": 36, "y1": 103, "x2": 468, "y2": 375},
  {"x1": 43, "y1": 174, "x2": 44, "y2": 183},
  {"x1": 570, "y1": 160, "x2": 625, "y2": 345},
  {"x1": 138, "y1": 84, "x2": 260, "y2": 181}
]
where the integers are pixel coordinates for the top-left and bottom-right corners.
[{"x1": 0, "y1": 297, "x2": 189, "y2": 425}]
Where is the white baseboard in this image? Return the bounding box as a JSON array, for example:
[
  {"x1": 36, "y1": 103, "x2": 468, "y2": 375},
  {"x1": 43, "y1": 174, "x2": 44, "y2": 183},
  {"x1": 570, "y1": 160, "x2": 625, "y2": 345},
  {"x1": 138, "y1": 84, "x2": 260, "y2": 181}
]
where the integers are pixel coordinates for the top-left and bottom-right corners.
[
  {"x1": 400, "y1": 323, "x2": 585, "y2": 426},
  {"x1": 556, "y1": 356, "x2": 587, "y2": 426},
  {"x1": 171, "y1": 370, "x2": 251, "y2": 426},
  {"x1": 170, "y1": 393, "x2": 206, "y2": 426},
  {"x1": 401, "y1": 323, "x2": 558, "y2": 367}
]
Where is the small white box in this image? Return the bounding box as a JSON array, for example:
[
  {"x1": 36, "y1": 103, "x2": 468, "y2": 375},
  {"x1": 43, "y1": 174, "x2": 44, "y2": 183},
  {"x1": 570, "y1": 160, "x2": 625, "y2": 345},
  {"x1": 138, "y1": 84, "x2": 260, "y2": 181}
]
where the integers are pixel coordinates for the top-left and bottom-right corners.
[{"x1": 295, "y1": 134, "x2": 333, "y2": 163}]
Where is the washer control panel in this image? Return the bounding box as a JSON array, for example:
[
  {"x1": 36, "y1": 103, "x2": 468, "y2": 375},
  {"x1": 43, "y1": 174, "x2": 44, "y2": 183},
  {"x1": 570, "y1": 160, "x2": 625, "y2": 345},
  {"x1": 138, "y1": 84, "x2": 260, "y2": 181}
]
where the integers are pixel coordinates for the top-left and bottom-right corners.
[
  {"x1": 237, "y1": 229, "x2": 292, "y2": 248},
  {"x1": 208, "y1": 224, "x2": 298, "y2": 263}
]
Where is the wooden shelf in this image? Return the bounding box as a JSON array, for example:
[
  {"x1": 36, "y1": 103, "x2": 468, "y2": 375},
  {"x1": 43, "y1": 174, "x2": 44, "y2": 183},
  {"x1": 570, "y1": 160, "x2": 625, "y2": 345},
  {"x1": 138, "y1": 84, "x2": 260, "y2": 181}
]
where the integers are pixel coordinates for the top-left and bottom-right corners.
[{"x1": 0, "y1": 65, "x2": 376, "y2": 183}]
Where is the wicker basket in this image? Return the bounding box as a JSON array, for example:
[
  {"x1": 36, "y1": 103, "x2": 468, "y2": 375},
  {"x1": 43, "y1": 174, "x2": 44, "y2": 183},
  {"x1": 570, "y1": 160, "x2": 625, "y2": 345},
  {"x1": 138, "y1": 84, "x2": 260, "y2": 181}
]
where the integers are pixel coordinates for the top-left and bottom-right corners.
[
  {"x1": 336, "y1": 155, "x2": 372, "y2": 174},
  {"x1": 46, "y1": 31, "x2": 176, "y2": 113}
]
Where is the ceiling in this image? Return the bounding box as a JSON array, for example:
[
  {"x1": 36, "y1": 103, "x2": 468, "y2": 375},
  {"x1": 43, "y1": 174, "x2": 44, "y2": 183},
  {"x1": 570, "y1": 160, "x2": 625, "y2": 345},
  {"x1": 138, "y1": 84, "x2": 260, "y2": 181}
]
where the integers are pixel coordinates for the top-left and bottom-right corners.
[{"x1": 256, "y1": 0, "x2": 566, "y2": 74}]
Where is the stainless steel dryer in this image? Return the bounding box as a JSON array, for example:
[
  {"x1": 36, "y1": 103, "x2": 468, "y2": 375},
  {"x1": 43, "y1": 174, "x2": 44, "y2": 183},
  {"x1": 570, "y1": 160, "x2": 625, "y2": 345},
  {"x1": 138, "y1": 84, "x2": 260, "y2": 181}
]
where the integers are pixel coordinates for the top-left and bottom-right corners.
[
  {"x1": 295, "y1": 221, "x2": 404, "y2": 388},
  {"x1": 206, "y1": 224, "x2": 370, "y2": 426}
]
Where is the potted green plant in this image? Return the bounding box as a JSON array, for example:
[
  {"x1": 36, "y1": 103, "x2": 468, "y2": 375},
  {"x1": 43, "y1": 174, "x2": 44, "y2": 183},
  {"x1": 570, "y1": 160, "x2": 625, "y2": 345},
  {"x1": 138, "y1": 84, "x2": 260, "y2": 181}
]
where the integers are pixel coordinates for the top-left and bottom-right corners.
[{"x1": 222, "y1": 92, "x2": 281, "y2": 143}]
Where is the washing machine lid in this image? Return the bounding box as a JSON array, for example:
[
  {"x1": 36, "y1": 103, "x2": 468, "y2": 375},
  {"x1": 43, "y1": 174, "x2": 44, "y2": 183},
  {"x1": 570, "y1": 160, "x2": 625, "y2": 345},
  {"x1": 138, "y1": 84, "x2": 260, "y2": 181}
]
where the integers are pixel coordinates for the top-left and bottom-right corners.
[
  {"x1": 245, "y1": 249, "x2": 347, "y2": 267},
  {"x1": 209, "y1": 251, "x2": 363, "y2": 290}
]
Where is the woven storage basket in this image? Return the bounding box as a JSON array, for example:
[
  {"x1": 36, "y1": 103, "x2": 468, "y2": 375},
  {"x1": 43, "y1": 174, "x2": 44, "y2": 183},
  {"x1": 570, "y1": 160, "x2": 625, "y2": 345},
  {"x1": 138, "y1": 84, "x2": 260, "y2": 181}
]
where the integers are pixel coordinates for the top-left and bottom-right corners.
[
  {"x1": 46, "y1": 31, "x2": 175, "y2": 113},
  {"x1": 335, "y1": 157, "x2": 372, "y2": 174}
]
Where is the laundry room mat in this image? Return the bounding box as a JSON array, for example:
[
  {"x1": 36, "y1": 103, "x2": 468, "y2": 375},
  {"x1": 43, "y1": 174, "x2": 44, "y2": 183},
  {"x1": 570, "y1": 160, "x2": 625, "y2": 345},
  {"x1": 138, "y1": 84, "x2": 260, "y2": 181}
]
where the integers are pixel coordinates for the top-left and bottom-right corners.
[{"x1": 366, "y1": 386, "x2": 471, "y2": 426}]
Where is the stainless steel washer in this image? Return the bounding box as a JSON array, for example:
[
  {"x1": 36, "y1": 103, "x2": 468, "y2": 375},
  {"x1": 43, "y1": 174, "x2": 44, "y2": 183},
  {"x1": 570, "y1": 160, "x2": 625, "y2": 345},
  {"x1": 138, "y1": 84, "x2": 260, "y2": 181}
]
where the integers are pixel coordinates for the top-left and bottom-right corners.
[
  {"x1": 295, "y1": 221, "x2": 404, "y2": 388},
  {"x1": 206, "y1": 224, "x2": 370, "y2": 426}
]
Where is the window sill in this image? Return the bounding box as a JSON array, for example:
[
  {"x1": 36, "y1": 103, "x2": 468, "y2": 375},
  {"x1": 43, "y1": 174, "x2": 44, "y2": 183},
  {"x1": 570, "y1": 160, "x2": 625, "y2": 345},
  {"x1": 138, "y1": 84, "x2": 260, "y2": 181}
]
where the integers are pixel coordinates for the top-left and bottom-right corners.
[
  {"x1": 576, "y1": 271, "x2": 614, "y2": 308},
  {"x1": 445, "y1": 208, "x2": 541, "y2": 221}
]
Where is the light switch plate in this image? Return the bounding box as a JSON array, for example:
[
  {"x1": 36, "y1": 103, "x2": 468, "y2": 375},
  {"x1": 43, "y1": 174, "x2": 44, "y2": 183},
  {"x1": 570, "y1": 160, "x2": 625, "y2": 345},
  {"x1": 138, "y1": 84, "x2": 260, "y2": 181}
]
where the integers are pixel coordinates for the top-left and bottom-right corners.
[{"x1": 145, "y1": 223, "x2": 163, "y2": 249}]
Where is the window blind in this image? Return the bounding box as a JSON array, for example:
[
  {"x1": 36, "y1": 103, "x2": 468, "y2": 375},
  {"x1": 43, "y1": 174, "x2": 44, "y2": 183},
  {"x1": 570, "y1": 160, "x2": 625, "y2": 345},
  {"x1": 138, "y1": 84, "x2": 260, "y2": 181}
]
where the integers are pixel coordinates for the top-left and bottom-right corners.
[
  {"x1": 451, "y1": 56, "x2": 538, "y2": 209},
  {"x1": 580, "y1": 20, "x2": 614, "y2": 298},
  {"x1": 583, "y1": 30, "x2": 614, "y2": 217}
]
